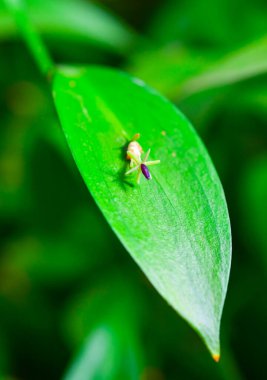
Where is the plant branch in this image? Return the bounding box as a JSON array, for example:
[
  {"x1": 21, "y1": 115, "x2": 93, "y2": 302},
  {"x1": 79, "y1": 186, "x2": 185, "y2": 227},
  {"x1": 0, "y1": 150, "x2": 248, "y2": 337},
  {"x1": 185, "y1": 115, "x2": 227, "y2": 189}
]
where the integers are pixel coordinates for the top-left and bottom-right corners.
[{"x1": 5, "y1": 0, "x2": 54, "y2": 80}]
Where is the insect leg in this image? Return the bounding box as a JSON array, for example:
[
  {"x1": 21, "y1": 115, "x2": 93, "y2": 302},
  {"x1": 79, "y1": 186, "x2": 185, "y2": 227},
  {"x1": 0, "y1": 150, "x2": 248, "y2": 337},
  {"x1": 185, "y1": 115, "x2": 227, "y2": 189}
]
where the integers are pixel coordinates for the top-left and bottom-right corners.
[
  {"x1": 137, "y1": 168, "x2": 142, "y2": 184},
  {"x1": 142, "y1": 149, "x2": 151, "y2": 163},
  {"x1": 145, "y1": 160, "x2": 161, "y2": 166},
  {"x1": 125, "y1": 165, "x2": 140, "y2": 175}
]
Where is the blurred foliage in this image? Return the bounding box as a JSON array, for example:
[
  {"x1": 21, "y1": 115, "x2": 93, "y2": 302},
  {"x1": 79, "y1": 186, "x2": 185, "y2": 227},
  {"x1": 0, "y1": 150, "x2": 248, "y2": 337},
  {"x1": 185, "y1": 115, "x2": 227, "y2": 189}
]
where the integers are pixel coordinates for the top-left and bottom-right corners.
[{"x1": 0, "y1": 0, "x2": 267, "y2": 379}]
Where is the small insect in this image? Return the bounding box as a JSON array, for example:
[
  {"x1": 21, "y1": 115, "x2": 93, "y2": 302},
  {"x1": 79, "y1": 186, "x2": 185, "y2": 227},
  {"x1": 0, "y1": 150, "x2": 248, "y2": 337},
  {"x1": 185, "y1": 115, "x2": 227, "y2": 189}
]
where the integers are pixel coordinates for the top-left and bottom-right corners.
[
  {"x1": 125, "y1": 133, "x2": 160, "y2": 184},
  {"x1": 126, "y1": 133, "x2": 143, "y2": 167}
]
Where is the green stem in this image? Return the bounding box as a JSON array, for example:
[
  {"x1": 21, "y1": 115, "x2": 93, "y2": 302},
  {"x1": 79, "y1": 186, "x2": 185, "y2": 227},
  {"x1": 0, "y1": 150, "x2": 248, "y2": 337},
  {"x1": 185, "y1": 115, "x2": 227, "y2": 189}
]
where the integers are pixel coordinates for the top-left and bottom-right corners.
[{"x1": 5, "y1": 0, "x2": 54, "y2": 80}]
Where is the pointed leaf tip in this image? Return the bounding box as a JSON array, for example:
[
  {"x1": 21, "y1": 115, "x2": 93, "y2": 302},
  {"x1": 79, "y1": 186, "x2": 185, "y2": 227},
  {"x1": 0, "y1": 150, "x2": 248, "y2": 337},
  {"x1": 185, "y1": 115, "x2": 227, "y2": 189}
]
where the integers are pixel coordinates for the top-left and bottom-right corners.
[{"x1": 212, "y1": 354, "x2": 220, "y2": 363}]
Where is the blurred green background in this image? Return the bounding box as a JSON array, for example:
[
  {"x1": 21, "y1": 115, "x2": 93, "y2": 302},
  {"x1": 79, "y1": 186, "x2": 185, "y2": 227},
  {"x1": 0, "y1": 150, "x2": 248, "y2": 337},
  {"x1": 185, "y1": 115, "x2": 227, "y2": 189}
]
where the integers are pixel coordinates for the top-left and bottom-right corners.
[{"x1": 1, "y1": 0, "x2": 267, "y2": 379}]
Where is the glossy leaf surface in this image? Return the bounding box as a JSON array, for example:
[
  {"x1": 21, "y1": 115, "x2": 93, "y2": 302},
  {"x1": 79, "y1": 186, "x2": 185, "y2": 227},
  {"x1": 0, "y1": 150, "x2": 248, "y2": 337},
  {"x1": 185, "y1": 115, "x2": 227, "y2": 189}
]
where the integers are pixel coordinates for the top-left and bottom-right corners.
[{"x1": 52, "y1": 66, "x2": 231, "y2": 357}]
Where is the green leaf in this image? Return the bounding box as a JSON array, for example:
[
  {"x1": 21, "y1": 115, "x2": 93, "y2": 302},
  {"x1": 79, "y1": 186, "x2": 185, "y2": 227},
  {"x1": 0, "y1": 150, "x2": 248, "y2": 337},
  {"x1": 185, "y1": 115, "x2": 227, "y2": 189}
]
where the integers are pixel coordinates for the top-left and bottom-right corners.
[
  {"x1": 127, "y1": 46, "x2": 209, "y2": 99},
  {"x1": 128, "y1": 36, "x2": 267, "y2": 100},
  {"x1": 63, "y1": 326, "x2": 122, "y2": 380},
  {"x1": 0, "y1": 0, "x2": 135, "y2": 54},
  {"x1": 182, "y1": 37, "x2": 267, "y2": 96},
  {"x1": 52, "y1": 66, "x2": 231, "y2": 358},
  {"x1": 62, "y1": 280, "x2": 143, "y2": 380}
]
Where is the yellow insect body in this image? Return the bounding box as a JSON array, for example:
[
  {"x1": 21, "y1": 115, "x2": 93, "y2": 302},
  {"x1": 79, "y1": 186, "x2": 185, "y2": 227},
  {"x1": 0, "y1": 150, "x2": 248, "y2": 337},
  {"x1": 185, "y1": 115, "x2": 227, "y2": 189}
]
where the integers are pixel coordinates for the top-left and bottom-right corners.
[
  {"x1": 126, "y1": 141, "x2": 143, "y2": 164},
  {"x1": 126, "y1": 133, "x2": 143, "y2": 167}
]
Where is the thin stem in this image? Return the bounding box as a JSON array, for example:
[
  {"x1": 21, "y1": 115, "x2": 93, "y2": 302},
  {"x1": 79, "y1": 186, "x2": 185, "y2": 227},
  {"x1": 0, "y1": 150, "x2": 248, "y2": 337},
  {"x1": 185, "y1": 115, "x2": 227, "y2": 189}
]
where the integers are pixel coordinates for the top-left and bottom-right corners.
[{"x1": 5, "y1": 0, "x2": 54, "y2": 80}]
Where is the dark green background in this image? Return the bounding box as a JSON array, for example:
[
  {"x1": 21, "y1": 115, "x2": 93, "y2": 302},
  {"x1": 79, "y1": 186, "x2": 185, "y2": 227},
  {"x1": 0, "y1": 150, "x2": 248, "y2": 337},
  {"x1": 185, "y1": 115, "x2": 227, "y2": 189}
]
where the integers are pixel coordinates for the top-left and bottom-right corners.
[{"x1": 1, "y1": 0, "x2": 267, "y2": 379}]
